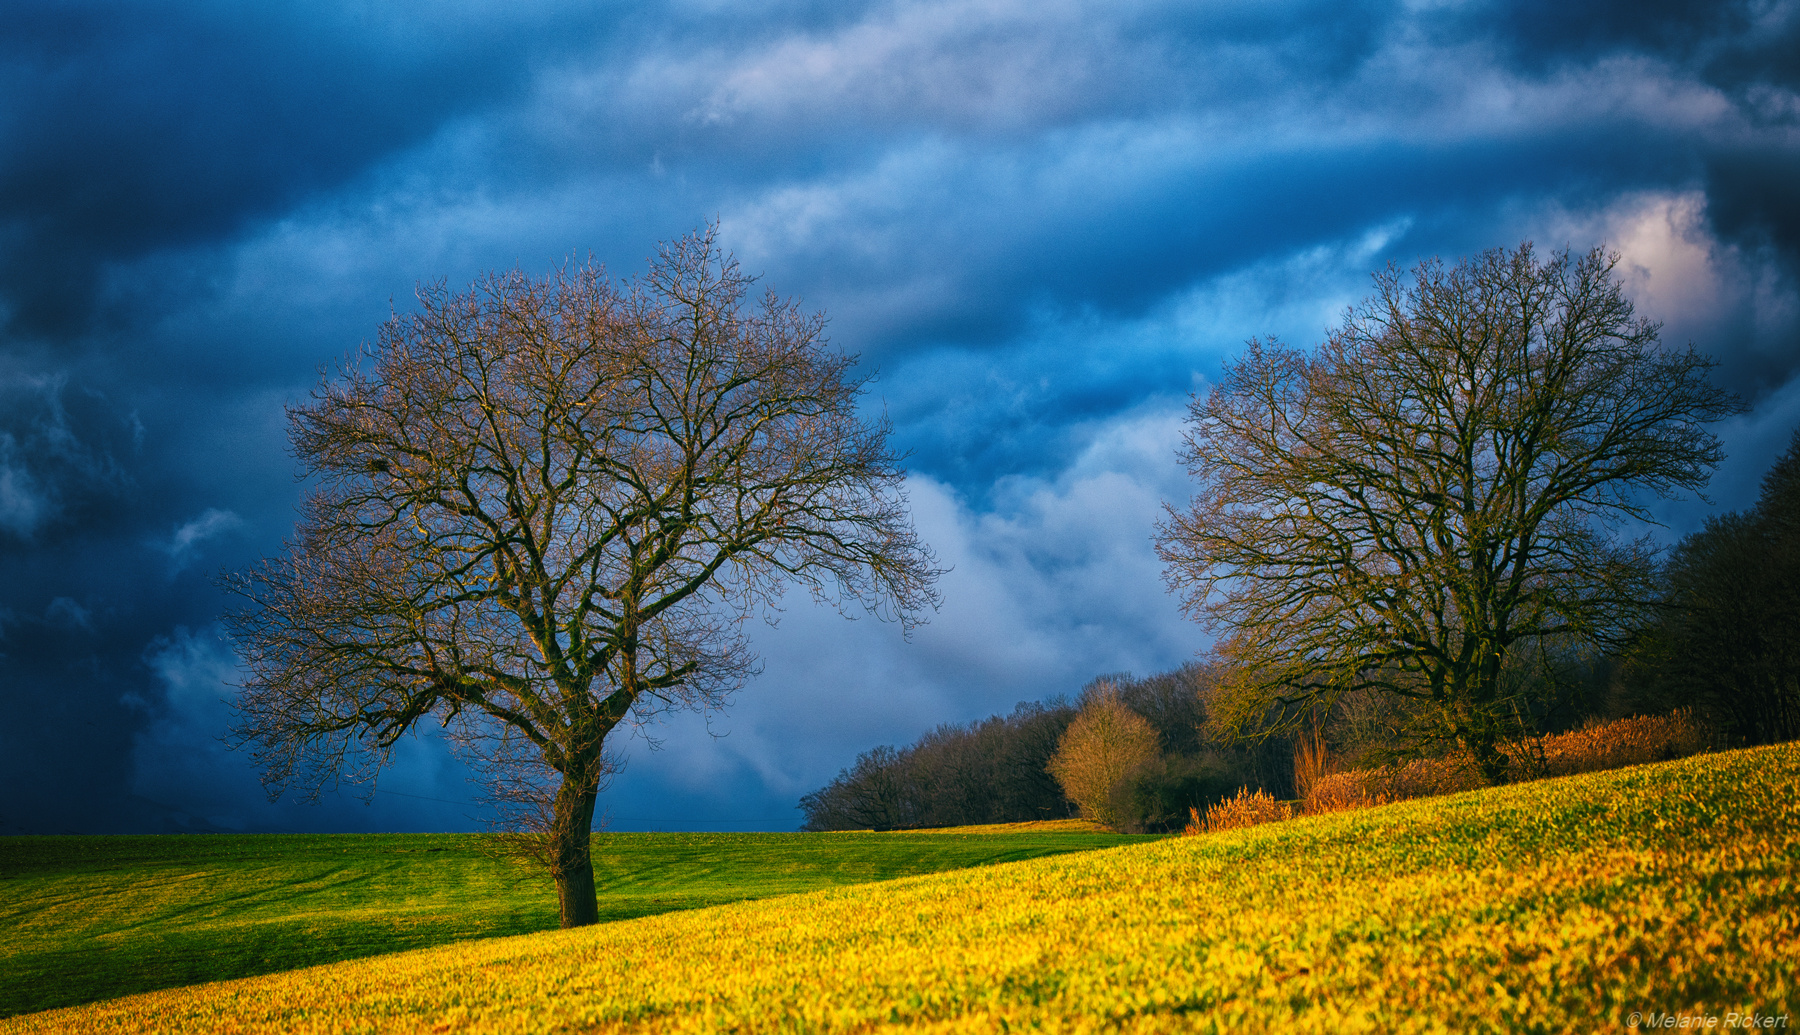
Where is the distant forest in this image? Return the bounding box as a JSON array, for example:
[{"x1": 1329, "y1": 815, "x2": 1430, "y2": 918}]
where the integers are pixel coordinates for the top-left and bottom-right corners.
[{"x1": 799, "y1": 665, "x2": 1293, "y2": 833}]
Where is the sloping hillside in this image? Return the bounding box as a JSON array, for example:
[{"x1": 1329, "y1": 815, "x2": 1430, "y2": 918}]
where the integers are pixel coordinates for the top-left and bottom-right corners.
[
  {"x1": 0, "y1": 828, "x2": 1151, "y2": 1017},
  {"x1": 11, "y1": 744, "x2": 1796, "y2": 1033}
]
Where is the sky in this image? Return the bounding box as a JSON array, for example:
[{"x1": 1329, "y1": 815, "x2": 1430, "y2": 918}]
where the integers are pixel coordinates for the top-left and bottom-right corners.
[{"x1": 2, "y1": 0, "x2": 1797, "y2": 835}]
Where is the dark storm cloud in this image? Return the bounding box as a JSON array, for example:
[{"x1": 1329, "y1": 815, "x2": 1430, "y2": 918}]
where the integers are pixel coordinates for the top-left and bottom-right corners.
[
  {"x1": 1478, "y1": 0, "x2": 1796, "y2": 81},
  {"x1": 0, "y1": 374, "x2": 134, "y2": 539},
  {"x1": 0, "y1": 373, "x2": 186, "y2": 832},
  {"x1": 3, "y1": 0, "x2": 1799, "y2": 834},
  {"x1": 0, "y1": 0, "x2": 634, "y2": 340},
  {"x1": 0, "y1": 0, "x2": 613, "y2": 835},
  {"x1": 1472, "y1": 0, "x2": 1800, "y2": 275},
  {"x1": 1707, "y1": 148, "x2": 1800, "y2": 270}
]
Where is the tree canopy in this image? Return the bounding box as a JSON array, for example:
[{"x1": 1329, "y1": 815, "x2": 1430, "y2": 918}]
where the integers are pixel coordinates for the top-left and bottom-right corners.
[
  {"x1": 1634, "y1": 431, "x2": 1800, "y2": 744},
  {"x1": 225, "y1": 228, "x2": 940, "y2": 926},
  {"x1": 1045, "y1": 683, "x2": 1161, "y2": 829},
  {"x1": 1157, "y1": 244, "x2": 1737, "y2": 781}
]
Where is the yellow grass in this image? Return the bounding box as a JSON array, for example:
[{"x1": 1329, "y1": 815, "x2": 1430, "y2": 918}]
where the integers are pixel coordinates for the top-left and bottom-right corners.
[
  {"x1": 887, "y1": 818, "x2": 1113, "y2": 835},
  {"x1": 10, "y1": 741, "x2": 1794, "y2": 1033}
]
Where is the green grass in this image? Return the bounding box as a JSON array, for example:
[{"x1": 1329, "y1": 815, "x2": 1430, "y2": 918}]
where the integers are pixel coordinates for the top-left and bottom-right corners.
[
  {"x1": 0, "y1": 825, "x2": 1157, "y2": 1018},
  {"x1": 10, "y1": 744, "x2": 1794, "y2": 1033}
]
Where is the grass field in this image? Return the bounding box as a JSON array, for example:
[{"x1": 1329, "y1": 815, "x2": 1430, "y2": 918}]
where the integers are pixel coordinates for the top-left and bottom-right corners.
[
  {"x1": 8, "y1": 742, "x2": 1794, "y2": 1033},
  {"x1": 0, "y1": 822, "x2": 1152, "y2": 1018}
]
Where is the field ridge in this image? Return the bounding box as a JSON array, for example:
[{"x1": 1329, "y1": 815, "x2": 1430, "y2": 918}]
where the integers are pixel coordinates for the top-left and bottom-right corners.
[{"x1": 9, "y1": 743, "x2": 1795, "y2": 1033}]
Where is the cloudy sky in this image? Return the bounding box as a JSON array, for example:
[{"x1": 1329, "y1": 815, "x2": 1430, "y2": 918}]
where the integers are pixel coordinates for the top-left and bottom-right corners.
[{"x1": 3, "y1": 0, "x2": 1797, "y2": 834}]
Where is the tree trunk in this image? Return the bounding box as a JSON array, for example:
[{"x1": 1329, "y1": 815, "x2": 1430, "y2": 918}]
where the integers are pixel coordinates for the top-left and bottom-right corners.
[
  {"x1": 1457, "y1": 693, "x2": 1510, "y2": 785},
  {"x1": 550, "y1": 775, "x2": 601, "y2": 928},
  {"x1": 556, "y1": 855, "x2": 599, "y2": 928},
  {"x1": 1467, "y1": 724, "x2": 1509, "y2": 785},
  {"x1": 1463, "y1": 652, "x2": 1511, "y2": 785}
]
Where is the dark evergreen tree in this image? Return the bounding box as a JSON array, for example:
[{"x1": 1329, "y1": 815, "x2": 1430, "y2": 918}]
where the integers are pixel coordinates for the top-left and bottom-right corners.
[{"x1": 1635, "y1": 432, "x2": 1800, "y2": 744}]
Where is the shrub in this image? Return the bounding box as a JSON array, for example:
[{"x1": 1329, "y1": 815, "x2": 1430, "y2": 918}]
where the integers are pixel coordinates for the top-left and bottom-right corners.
[
  {"x1": 1530, "y1": 709, "x2": 1712, "y2": 778},
  {"x1": 1292, "y1": 726, "x2": 1332, "y2": 802},
  {"x1": 1300, "y1": 710, "x2": 1713, "y2": 816},
  {"x1": 1301, "y1": 772, "x2": 1388, "y2": 815},
  {"x1": 1301, "y1": 756, "x2": 1482, "y2": 814},
  {"x1": 1046, "y1": 687, "x2": 1161, "y2": 829},
  {"x1": 1187, "y1": 786, "x2": 1295, "y2": 835},
  {"x1": 1109, "y1": 754, "x2": 1238, "y2": 834}
]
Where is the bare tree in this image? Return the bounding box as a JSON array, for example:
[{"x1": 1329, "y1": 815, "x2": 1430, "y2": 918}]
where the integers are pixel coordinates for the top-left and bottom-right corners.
[
  {"x1": 224, "y1": 227, "x2": 940, "y2": 927},
  {"x1": 1157, "y1": 245, "x2": 1737, "y2": 782}
]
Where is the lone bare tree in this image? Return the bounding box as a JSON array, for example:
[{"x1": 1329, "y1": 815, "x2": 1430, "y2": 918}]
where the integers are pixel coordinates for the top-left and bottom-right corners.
[
  {"x1": 225, "y1": 228, "x2": 940, "y2": 926},
  {"x1": 1157, "y1": 245, "x2": 1737, "y2": 782}
]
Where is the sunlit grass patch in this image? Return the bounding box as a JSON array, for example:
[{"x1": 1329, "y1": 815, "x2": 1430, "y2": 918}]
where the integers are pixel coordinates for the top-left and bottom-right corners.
[
  {"x1": 0, "y1": 829, "x2": 1153, "y2": 1018},
  {"x1": 13, "y1": 743, "x2": 1795, "y2": 1033},
  {"x1": 888, "y1": 819, "x2": 1112, "y2": 835}
]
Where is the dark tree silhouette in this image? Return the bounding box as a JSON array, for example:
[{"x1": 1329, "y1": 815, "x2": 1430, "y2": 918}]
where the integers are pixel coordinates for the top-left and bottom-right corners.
[
  {"x1": 798, "y1": 665, "x2": 1285, "y2": 834},
  {"x1": 1158, "y1": 245, "x2": 1738, "y2": 781},
  {"x1": 226, "y1": 228, "x2": 940, "y2": 927},
  {"x1": 1641, "y1": 432, "x2": 1800, "y2": 744},
  {"x1": 798, "y1": 701, "x2": 1080, "y2": 831}
]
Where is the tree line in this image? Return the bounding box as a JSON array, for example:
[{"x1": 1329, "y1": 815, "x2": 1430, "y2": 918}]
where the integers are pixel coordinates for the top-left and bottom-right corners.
[
  {"x1": 799, "y1": 665, "x2": 1295, "y2": 833},
  {"x1": 1624, "y1": 434, "x2": 1800, "y2": 745},
  {"x1": 803, "y1": 444, "x2": 1800, "y2": 835}
]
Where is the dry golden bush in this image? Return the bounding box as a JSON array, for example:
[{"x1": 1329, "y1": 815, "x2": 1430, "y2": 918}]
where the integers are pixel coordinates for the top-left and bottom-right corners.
[
  {"x1": 1186, "y1": 787, "x2": 1295, "y2": 835},
  {"x1": 1045, "y1": 688, "x2": 1160, "y2": 830},
  {"x1": 1292, "y1": 726, "x2": 1333, "y2": 802},
  {"x1": 1534, "y1": 709, "x2": 1711, "y2": 777},
  {"x1": 1302, "y1": 756, "x2": 1484, "y2": 814},
  {"x1": 1301, "y1": 710, "x2": 1712, "y2": 817},
  {"x1": 1301, "y1": 772, "x2": 1389, "y2": 815}
]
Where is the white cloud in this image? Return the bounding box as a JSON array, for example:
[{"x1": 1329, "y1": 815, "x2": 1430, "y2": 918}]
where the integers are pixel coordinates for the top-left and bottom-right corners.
[
  {"x1": 603, "y1": 403, "x2": 1209, "y2": 826},
  {"x1": 157, "y1": 507, "x2": 246, "y2": 571},
  {"x1": 683, "y1": 0, "x2": 1140, "y2": 132},
  {"x1": 1531, "y1": 190, "x2": 1800, "y2": 388}
]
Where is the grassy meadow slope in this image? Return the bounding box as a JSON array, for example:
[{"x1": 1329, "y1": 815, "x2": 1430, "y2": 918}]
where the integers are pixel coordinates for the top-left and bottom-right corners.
[
  {"x1": 0, "y1": 827, "x2": 1151, "y2": 1018},
  {"x1": 10, "y1": 743, "x2": 1794, "y2": 1034}
]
